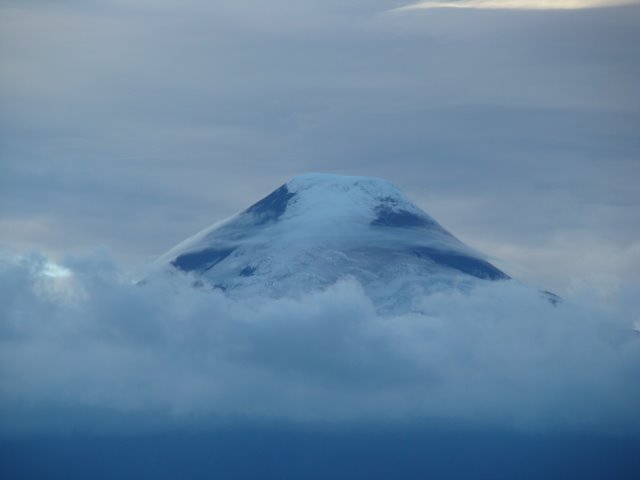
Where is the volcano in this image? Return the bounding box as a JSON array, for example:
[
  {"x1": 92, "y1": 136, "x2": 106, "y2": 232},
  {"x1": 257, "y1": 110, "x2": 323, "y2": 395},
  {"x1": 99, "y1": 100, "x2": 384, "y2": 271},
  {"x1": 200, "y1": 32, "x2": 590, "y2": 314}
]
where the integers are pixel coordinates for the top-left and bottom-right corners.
[{"x1": 154, "y1": 174, "x2": 510, "y2": 312}]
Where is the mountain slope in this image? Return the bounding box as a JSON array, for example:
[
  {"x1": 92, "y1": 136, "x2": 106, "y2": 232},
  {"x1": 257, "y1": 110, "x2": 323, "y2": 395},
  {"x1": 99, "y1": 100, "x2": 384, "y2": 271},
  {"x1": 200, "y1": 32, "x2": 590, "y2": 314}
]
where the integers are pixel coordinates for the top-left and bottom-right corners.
[{"x1": 154, "y1": 174, "x2": 510, "y2": 311}]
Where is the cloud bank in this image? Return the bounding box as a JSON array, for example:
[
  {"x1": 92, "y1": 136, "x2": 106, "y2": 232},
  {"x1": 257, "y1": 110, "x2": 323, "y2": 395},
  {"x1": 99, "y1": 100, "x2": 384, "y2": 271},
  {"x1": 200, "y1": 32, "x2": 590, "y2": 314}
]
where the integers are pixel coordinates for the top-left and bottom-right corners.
[
  {"x1": 397, "y1": 0, "x2": 640, "y2": 10},
  {"x1": 1, "y1": 249, "x2": 638, "y2": 435}
]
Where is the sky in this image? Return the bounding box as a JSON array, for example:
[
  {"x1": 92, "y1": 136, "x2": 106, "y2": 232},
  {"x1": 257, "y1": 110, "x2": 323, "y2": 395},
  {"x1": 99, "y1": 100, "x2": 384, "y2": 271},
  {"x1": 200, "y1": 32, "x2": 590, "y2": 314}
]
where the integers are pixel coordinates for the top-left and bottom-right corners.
[{"x1": 1, "y1": 0, "x2": 639, "y2": 297}]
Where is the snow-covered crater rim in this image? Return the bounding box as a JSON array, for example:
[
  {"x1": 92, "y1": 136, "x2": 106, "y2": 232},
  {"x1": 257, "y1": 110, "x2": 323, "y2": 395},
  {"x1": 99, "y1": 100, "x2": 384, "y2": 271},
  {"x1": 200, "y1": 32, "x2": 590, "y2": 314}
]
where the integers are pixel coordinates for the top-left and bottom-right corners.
[{"x1": 286, "y1": 173, "x2": 405, "y2": 197}]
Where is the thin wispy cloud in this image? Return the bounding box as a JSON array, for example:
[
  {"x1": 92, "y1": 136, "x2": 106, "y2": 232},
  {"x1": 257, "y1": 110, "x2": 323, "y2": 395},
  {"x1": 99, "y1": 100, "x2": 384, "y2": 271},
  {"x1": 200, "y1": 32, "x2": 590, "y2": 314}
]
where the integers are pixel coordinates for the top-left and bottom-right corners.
[{"x1": 396, "y1": 0, "x2": 640, "y2": 11}]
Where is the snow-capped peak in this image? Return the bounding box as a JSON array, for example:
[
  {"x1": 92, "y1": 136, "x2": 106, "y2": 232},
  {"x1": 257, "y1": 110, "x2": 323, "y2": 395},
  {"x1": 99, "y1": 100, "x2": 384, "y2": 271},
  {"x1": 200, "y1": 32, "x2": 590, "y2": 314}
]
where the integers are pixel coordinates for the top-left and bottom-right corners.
[
  {"x1": 246, "y1": 173, "x2": 443, "y2": 237},
  {"x1": 153, "y1": 174, "x2": 509, "y2": 312}
]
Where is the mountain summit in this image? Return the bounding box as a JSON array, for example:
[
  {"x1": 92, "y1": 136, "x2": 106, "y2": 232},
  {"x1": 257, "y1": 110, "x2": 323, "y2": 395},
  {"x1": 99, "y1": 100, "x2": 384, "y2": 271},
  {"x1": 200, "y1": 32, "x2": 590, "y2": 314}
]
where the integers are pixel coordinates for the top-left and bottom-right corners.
[{"x1": 155, "y1": 174, "x2": 510, "y2": 311}]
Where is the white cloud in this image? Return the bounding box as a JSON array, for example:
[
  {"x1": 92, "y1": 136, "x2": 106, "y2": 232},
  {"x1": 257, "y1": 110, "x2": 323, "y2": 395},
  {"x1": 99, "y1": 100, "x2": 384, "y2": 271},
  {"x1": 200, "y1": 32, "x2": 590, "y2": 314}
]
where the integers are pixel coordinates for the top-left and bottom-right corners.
[
  {"x1": 1, "y1": 249, "x2": 638, "y2": 434},
  {"x1": 396, "y1": 0, "x2": 640, "y2": 10}
]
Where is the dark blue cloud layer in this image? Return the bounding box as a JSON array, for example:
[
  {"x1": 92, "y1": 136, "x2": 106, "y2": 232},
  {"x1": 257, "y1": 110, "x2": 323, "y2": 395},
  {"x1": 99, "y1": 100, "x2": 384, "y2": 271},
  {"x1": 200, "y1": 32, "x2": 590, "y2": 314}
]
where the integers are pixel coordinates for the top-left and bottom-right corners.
[{"x1": 2, "y1": 427, "x2": 639, "y2": 480}]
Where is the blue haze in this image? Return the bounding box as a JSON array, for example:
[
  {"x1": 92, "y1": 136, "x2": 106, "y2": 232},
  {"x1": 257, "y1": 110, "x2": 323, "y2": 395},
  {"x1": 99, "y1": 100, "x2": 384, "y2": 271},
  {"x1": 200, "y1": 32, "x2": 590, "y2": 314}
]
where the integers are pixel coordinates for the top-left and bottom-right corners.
[{"x1": 2, "y1": 427, "x2": 638, "y2": 480}]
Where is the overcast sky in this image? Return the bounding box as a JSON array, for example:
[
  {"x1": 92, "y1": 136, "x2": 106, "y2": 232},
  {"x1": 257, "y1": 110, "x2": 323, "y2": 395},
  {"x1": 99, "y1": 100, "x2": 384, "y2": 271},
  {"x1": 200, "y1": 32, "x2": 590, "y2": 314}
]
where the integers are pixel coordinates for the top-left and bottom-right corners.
[{"x1": 1, "y1": 0, "x2": 639, "y2": 295}]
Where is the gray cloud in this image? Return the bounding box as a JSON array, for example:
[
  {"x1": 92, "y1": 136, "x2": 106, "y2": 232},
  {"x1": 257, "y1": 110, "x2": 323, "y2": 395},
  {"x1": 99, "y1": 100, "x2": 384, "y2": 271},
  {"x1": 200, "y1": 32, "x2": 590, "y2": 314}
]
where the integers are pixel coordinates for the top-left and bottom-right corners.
[
  {"x1": 0, "y1": 1, "x2": 639, "y2": 295},
  {"x1": 1, "y1": 250, "x2": 638, "y2": 434}
]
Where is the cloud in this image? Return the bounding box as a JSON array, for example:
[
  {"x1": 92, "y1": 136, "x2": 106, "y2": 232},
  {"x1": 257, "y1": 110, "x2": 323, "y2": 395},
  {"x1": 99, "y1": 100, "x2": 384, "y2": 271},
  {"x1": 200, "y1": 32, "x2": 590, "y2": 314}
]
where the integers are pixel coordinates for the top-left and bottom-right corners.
[
  {"x1": 1, "y1": 1, "x2": 639, "y2": 296},
  {"x1": 1, "y1": 249, "x2": 638, "y2": 435},
  {"x1": 0, "y1": 4, "x2": 639, "y2": 441},
  {"x1": 396, "y1": 0, "x2": 640, "y2": 10}
]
